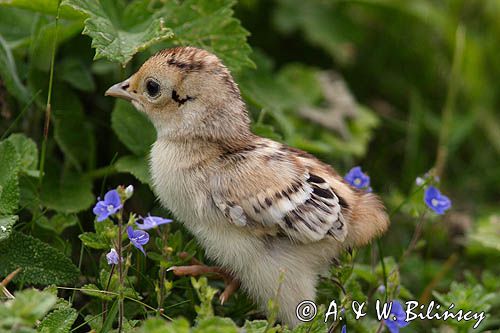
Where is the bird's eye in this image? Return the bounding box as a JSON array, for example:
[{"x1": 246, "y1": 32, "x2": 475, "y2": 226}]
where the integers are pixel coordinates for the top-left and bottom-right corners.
[{"x1": 145, "y1": 79, "x2": 160, "y2": 98}]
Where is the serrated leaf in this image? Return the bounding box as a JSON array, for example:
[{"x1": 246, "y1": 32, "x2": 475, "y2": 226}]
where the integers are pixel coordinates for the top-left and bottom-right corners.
[
  {"x1": 0, "y1": 232, "x2": 80, "y2": 285},
  {"x1": 0, "y1": 140, "x2": 20, "y2": 215},
  {"x1": 38, "y1": 307, "x2": 78, "y2": 333},
  {"x1": 157, "y1": 0, "x2": 253, "y2": 72},
  {"x1": 115, "y1": 155, "x2": 151, "y2": 184},
  {"x1": 40, "y1": 160, "x2": 94, "y2": 214},
  {"x1": 111, "y1": 100, "x2": 156, "y2": 156},
  {"x1": 9, "y1": 289, "x2": 58, "y2": 326},
  {"x1": 0, "y1": 215, "x2": 17, "y2": 242},
  {"x1": 0, "y1": 34, "x2": 29, "y2": 101},
  {"x1": 62, "y1": 0, "x2": 174, "y2": 66},
  {"x1": 5, "y1": 133, "x2": 38, "y2": 174}
]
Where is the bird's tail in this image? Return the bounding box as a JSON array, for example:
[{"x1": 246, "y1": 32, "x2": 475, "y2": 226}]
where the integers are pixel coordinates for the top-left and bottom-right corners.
[{"x1": 346, "y1": 192, "x2": 390, "y2": 247}]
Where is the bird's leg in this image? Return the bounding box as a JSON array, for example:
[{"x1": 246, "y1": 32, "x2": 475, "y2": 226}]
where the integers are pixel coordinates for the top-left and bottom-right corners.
[{"x1": 168, "y1": 252, "x2": 240, "y2": 304}]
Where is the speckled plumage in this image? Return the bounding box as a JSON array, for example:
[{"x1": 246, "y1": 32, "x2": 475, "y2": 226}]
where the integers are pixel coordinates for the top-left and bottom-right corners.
[{"x1": 106, "y1": 47, "x2": 389, "y2": 327}]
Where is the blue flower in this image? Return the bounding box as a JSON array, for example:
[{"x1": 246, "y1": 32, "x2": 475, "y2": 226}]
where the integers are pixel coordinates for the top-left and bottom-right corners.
[
  {"x1": 424, "y1": 186, "x2": 451, "y2": 215},
  {"x1": 341, "y1": 324, "x2": 347, "y2": 333},
  {"x1": 93, "y1": 190, "x2": 122, "y2": 222},
  {"x1": 127, "y1": 226, "x2": 149, "y2": 255},
  {"x1": 384, "y1": 300, "x2": 409, "y2": 333},
  {"x1": 344, "y1": 166, "x2": 371, "y2": 190},
  {"x1": 136, "y1": 215, "x2": 173, "y2": 230},
  {"x1": 106, "y1": 248, "x2": 121, "y2": 265}
]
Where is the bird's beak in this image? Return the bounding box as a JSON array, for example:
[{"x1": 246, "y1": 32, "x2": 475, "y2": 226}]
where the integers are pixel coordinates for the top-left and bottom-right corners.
[{"x1": 105, "y1": 79, "x2": 134, "y2": 101}]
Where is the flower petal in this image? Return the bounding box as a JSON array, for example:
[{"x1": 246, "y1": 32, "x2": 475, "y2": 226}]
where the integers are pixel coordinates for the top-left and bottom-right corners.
[{"x1": 104, "y1": 190, "x2": 122, "y2": 208}]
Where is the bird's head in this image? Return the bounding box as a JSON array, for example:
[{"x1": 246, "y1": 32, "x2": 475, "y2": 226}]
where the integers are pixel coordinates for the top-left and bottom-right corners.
[{"x1": 106, "y1": 46, "x2": 251, "y2": 143}]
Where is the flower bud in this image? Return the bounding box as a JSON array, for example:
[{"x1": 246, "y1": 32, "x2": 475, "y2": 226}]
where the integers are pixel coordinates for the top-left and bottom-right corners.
[{"x1": 124, "y1": 185, "x2": 134, "y2": 199}]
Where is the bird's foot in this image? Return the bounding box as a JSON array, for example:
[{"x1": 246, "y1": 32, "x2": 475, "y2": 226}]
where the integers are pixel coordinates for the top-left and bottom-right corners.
[{"x1": 168, "y1": 252, "x2": 240, "y2": 304}]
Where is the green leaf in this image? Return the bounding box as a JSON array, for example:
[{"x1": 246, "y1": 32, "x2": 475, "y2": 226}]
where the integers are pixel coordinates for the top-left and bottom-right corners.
[
  {"x1": 111, "y1": 100, "x2": 156, "y2": 156},
  {"x1": 0, "y1": 140, "x2": 20, "y2": 215},
  {"x1": 0, "y1": 232, "x2": 80, "y2": 285},
  {"x1": 52, "y1": 86, "x2": 95, "y2": 171},
  {"x1": 0, "y1": 7, "x2": 36, "y2": 46},
  {"x1": 78, "y1": 232, "x2": 108, "y2": 250},
  {"x1": 0, "y1": 0, "x2": 82, "y2": 19},
  {"x1": 40, "y1": 161, "x2": 94, "y2": 214},
  {"x1": 273, "y1": 0, "x2": 362, "y2": 64},
  {"x1": 192, "y1": 317, "x2": 238, "y2": 333},
  {"x1": 37, "y1": 214, "x2": 78, "y2": 235},
  {"x1": 467, "y1": 214, "x2": 500, "y2": 255},
  {"x1": 0, "y1": 215, "x2": 18, "y2": 242},
  {"x1": 38, "y1": 307, "x2": 78, "y2": 333},
  {"x1": 5, "y1": 133, "x2": 38, "y2": 174},
  {"x1": 0, "y1": 34, "x2": 28, "y2": 102},
  {"x1": 29, "y1": 18, "x2": 83, "y2": 71},
  {"x1": 191, "y1": 276, "x2": 218, "y2": 320},
  {"x1": 138, "y1": 318, "x2": 190, "y2": 333},
  {"x1": 9, "y1": 289, "x2": 58, "y2": 326},
  {"x1": 157, "y1": 0, "x2": 253, "y2": 72},
  {"x1": 80, "y1": 283, "x2": 113, "y2": 301},
  {"x1": 57, "y1": 58, "x2": 95, "y2": 92},
  {"x1": 62, "y1": 0, "x2": 174, "y2": 66},
  {"x1": 243, "y1": 320, "x2": 268, "y2": 333},
  {"x1": 115, "y1": 155, "x2": 151, "y2": 184}
]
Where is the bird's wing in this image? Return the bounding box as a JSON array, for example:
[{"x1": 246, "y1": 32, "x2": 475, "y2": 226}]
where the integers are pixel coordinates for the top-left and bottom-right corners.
[{"x1": 210, "y1": 142, "x2": 348, "y2": 244}]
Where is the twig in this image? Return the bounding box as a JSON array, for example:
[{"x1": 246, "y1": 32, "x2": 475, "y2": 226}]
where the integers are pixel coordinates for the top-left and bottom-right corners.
[{"x1": 0, "y1": 268, "x2": 22, "y2": 299}]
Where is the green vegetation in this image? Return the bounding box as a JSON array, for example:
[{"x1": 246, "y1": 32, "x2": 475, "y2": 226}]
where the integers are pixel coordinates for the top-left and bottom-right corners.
[{"x1": 0, "y1": 0, "x2": 499, "y2": 332}]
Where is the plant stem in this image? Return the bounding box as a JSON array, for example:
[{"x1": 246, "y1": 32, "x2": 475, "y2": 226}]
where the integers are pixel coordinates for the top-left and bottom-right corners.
[
  {"x1": 117, "y1": 213, "x2": 124, "y2": 332},
  {"x1": 376, "y1": 238, "x2": 388, "y2": 303},
  {"x1": 102, "y1": 264, "x2": 116, "y2": 323},
  {"x1": 399, "y1": 212, "x2": 427, "y2": 265},
  {"x1": 39, "y1": 0, "x2": 61, "y2": 187},
  {"x1": 434, "y1": 25, "x2": 465, "y2": 179},
  {"x1": 157, "y1": 228, "x2": 168, "y2": 312}
]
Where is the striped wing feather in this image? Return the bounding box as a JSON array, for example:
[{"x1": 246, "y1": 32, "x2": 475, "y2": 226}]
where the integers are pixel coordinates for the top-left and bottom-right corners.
[{"x1": 212, "y1": 169, "x2": 347, "y2": 244}]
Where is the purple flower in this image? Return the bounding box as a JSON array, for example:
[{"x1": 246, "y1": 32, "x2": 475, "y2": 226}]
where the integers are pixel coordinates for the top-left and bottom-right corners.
[
  {"x1": 136, "y1": 215, "x2": 173, "y2": 230},
  {"x1": 127, "y1": 226, "x2": 149, "y2": 255},
  {"x1": 384, "y1": 301, "x2": 409, "y2": 333},
  {"x1": 341, "y1": 325, "x2": 347, "y2": 333},
  {"x1": 344, "y1": 166, "x2": 371, "y2": 191},
  {"x1": 93, "y1": 190, "x2": 122, "y2": 222},
  {"x1": 424, "y1": 186, "x2": 451, "y2": 215},
  {"x1": 106, "y1": 248, "x2": 121, "y2": 265}
]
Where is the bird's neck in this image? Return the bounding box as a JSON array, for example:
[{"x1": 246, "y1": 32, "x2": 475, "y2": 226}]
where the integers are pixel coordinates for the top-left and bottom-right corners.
[{"x1": 155, "y1": 133, "x2": 256, "y2": 167}]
